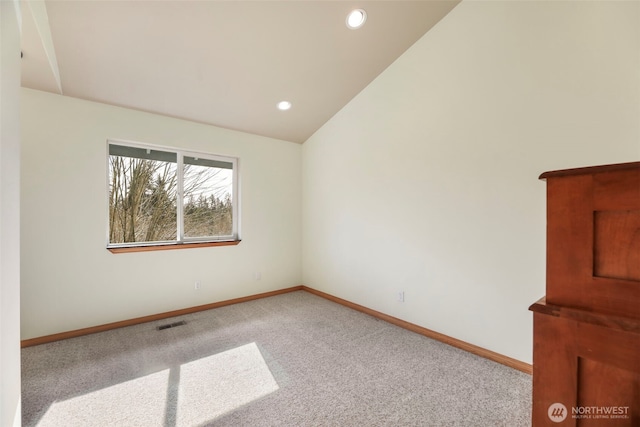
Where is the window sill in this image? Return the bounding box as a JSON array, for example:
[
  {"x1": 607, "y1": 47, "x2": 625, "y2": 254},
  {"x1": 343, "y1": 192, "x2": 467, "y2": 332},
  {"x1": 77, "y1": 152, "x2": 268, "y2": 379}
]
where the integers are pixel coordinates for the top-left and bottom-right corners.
[{"x1": 107, "y1": 240, "x2": 241, "y2": 254}]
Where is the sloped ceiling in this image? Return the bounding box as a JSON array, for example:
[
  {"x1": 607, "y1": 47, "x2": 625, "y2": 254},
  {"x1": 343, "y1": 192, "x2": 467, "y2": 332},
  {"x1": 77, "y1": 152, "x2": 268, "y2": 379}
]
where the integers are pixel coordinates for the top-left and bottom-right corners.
[{"x1": 21, "y1": 1, "x2": 460, "y2": 143}]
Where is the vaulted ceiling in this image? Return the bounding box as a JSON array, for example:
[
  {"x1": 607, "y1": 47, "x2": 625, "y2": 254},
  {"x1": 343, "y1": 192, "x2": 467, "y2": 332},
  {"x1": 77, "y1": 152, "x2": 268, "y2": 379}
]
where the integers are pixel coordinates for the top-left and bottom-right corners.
[{"x1": 21, "y1": 1, "x2": 460, "y2": 143}]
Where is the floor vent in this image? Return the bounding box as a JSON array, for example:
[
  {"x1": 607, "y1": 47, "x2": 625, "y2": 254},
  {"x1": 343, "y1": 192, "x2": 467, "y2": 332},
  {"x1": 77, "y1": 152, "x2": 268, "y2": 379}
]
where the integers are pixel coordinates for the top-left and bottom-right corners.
[{"x1": 157, "y1": 320, "x2": 187, "y2": 331}]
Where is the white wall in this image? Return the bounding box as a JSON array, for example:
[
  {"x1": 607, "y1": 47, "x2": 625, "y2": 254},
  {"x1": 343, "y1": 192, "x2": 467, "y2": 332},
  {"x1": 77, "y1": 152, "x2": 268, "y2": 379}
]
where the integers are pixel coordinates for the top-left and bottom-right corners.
[
  {"x1": 21, "y1": 89, "x2": 302, "y2": 340},
  {"x1": 1, "y1": 1, "x2": 23, "y2": 425},
  {"x1": 302, "y1": 0, "x2": 640, "y2": 364}
]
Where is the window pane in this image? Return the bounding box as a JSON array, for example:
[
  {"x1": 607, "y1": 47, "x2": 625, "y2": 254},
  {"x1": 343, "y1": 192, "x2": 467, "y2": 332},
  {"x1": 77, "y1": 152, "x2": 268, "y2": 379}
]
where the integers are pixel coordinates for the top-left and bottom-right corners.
[
  {"x1": 183, "y1": 156, "x2": 233, "y2": 238},
  {"x1": 108, "y1": 145, "x2": 178, "y2": 244}
]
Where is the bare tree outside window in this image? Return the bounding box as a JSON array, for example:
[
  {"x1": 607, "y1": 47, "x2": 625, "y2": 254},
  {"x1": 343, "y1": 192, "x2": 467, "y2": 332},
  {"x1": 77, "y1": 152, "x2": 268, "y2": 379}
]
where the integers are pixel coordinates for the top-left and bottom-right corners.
[
  {"x1": 108, "y1": 143, "x2": 235, "y2": 245},
  {"x1": 183, "y1": 156, "x2": 233, "y2": 238}
]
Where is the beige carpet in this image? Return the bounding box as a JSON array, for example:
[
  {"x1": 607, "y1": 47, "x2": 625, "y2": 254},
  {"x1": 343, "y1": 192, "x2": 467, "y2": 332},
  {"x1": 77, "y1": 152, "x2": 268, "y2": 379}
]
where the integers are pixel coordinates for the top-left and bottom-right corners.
[{"x1": 22, "y1": 291, "x2": 531, "y2": 426}]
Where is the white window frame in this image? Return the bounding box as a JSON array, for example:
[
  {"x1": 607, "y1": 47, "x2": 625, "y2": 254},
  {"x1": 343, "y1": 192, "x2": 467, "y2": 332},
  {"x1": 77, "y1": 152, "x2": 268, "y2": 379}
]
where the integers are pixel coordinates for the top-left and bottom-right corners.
[{"x1": 106, "y1": 139, "x2": 240, "y2": 249}]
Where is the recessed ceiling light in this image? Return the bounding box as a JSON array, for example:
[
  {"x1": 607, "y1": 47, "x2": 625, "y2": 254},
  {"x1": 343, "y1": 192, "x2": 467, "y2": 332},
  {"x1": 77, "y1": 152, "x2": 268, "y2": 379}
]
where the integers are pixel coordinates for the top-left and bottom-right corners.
[
  {"x1": 346, "y1": 9, "x2": 367, "y2": 29},
  {"x1": 277, "y1": 101, "x2": 292, "y2": 111}
]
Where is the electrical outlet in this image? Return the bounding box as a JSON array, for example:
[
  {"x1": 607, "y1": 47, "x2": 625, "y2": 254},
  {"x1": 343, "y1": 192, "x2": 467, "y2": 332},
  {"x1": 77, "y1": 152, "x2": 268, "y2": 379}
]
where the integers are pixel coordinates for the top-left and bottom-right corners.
[
  {"x1": 194, "y1": 281, "x2": 201, "y2": 290},
  {"x1": 396, "y1": 291, "x2": 405, "y2": 302},
  {"x1": 254, "y1": 272, "x2": 262, "y2": 281}
]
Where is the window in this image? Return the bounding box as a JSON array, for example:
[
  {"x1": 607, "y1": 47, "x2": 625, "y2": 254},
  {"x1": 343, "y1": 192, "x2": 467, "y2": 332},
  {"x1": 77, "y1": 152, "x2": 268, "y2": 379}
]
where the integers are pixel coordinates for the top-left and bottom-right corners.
[{"x1": 107, "y1": 140, "x2": 238, "y2": 250}]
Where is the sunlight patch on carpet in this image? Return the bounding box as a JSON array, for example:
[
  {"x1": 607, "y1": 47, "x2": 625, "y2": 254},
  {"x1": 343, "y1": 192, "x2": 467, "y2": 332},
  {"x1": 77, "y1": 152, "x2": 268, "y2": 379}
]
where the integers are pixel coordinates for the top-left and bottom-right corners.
[
  {"x1": 176, "y1": 342, "x2": 279, "y2": 425},
  {"x1": 35, "y1": 342, "x2": 278, "y2": 427},
  {"x1": 37, "y1": 369, "x2": 170, "y2": 427}
]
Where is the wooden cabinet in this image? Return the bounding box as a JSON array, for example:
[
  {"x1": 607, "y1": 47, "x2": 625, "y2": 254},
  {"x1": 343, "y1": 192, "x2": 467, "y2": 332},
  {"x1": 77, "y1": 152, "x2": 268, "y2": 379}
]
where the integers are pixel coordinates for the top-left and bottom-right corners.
[{"x1": 530, "y1": 162, "x2": 640, "y2": 426}]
